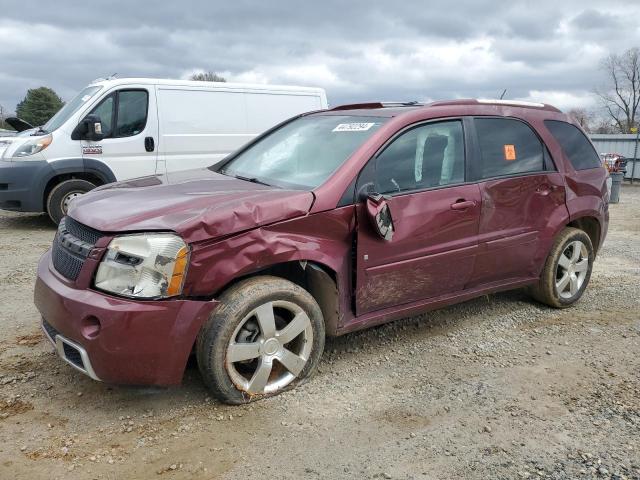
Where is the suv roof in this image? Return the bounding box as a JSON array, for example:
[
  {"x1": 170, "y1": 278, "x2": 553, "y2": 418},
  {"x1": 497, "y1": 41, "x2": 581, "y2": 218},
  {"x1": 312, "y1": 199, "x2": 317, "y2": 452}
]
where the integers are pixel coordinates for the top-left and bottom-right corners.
[{"x1": 329, "y1": 99, "x2": 562, "y2": 114}]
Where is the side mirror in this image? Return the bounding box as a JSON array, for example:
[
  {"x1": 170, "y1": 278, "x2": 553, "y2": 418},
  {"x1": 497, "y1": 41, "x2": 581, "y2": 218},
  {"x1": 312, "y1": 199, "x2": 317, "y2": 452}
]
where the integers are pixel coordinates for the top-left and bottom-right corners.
[
  {"x1": 71, "y1": 115, "x2": 104, "y2": 141},
  {"x1": 366, "y1": 193, "x2": 395, "y2": 241}
]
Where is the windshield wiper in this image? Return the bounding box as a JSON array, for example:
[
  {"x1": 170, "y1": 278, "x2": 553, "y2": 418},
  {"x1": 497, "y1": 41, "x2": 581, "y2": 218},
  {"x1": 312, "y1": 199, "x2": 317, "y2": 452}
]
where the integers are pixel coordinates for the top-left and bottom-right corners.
[{"x1": 233, "y1": 174, "x2": 272, "y2": 186}]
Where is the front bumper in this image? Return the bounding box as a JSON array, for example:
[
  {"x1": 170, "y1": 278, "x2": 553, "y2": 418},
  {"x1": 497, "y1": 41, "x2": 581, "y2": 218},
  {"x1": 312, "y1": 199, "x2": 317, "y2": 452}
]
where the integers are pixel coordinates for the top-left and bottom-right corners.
[
  {"x1": 0, "y1": 159, "x2": 52, "y2": 212},
  {"x1": 34, "y1": 250, "x2": 219, "y2": 386}
]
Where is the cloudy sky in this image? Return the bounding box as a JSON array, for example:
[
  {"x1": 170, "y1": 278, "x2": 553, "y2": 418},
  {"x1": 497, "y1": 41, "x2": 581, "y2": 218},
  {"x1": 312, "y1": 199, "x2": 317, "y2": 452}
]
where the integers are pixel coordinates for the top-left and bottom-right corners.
[{"x1": 0, "y1": 0, "x2": 637, "y2": 115}]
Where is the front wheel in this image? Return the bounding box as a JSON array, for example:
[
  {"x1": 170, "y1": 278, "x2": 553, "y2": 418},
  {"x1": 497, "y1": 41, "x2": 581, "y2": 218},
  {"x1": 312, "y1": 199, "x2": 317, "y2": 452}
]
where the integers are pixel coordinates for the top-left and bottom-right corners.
[
  {"x1": 529, "y1": 227, "x2": 594, "y2": 308},
  {"x1": 46, "y1": 179, "x2": 96, "y2": 225},
  {"x1": 196, "y1": 276, "x2": 325, "y2": 404}
]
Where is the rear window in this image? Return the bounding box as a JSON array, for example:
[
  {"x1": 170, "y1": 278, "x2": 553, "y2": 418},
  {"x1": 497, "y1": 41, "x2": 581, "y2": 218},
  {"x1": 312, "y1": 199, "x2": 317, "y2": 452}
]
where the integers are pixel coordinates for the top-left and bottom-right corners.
[
  {"x1": 475, "y1": 118, "x2": 546, "y2": 179},
  {"x1": 544, "y1": 120, "x2": 601, "y2": 170}
]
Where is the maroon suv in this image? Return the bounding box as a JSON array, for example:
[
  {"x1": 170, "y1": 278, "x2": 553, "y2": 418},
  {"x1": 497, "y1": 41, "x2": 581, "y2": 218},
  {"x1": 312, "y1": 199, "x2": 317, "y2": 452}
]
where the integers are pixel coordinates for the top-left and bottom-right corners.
[{"x1": 34, "y1": 99, "x2": 609, "y2": 404}]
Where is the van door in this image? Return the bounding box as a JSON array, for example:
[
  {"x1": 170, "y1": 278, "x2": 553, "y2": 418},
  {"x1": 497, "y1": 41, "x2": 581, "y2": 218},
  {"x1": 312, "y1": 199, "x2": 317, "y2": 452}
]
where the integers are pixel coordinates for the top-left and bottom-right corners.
[
  {"x1": 157, "y1": 88, "x2": 249, "y2": 173},
  {"x1": 80, "y1": 87, "x2": 159, "y2": 181}
]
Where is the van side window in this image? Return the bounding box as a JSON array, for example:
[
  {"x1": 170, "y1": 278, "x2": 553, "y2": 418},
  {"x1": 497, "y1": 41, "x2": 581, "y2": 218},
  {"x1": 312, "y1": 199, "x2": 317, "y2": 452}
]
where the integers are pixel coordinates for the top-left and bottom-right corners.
[
  {"x1": 475, "y1": 118, "x2": 545, "y2": 179},
  {"x1": 85, "y1": 90, "x2": 148, "y2": 139},
  {"x1": 375, "y1": 120, "x2": 465, "y2": 194},
  {"x1": 90, "y1": 95, "x2": 114, "y2": 138},
  {"x1": 544, "y1": 120, "x2": 601, "y2": 170},
  {"x1": 115, "y1": 90, "x2": 148, "y2": 137}
]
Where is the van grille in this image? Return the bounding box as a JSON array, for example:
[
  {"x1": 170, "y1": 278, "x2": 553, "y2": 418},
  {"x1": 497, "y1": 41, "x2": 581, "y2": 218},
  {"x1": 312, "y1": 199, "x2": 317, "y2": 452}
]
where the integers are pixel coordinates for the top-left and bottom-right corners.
[{"x1": 51, "y1": 217, "x2": 103, "y2": 281}]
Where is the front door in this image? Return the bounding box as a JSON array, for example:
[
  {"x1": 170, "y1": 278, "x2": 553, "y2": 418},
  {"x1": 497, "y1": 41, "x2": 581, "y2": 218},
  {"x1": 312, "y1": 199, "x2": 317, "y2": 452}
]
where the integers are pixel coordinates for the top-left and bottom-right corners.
[
  {"x1": 81, "y1": 87, "x2": 159, "y2": 181},
  {"x1": 355, "y1": 119, "x2": 481, "y2": 315},
  {"x1": 467, "y1": 117, "x2": 567, "y2": 287}
]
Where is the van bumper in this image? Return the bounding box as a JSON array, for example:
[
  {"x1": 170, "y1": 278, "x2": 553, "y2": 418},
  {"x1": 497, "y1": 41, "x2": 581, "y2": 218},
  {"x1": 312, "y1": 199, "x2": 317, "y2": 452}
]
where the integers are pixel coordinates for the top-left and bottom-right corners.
[
  {"x1": 0, "y1": 159, "x2": 51, "y2": 212},
  {"x1": 34, "y1": 250, "x2": 219, "y2": 386}
]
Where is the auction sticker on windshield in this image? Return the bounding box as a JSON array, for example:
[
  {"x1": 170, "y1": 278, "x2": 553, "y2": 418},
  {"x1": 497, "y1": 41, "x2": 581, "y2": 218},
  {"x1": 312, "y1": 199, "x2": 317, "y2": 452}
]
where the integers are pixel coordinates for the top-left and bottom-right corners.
[{"x1": 333, "y1": 122, "x2": 376, "y2": 132}]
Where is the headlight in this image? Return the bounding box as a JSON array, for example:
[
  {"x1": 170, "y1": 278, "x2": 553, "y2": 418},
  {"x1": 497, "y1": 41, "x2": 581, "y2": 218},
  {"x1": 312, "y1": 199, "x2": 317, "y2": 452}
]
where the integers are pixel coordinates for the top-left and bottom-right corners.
[
  {"x1": 12, "y1": 134, "x2": 52, "y2": 158},
  {"x1": 94, "y1": 233, "x2": 189, "y2": 299}
]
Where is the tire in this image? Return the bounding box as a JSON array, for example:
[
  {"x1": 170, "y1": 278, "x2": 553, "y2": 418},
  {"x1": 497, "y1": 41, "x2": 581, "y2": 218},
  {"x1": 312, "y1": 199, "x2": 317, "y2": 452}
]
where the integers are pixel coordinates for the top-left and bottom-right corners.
[
  {"x1": 46, "y1": 179, "x2": 96, "y2": 225},
  {"x1": 196, "y1": 276, "x2": 325, "y2": 404},
  {"x1": 529, "y1": 227, "x2": 594, "y2": 308}
]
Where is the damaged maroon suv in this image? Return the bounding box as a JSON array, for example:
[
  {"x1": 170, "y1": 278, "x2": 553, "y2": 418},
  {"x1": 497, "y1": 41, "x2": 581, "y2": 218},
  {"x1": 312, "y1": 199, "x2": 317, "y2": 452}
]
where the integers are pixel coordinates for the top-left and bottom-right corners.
[{"x1": 34, "y1": 99, "x2": 610, "y2": 404}]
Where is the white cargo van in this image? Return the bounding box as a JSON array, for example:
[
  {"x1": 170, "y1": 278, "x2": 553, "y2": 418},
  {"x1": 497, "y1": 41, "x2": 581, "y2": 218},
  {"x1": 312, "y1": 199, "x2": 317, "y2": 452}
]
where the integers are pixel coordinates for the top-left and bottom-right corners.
[{"x1": 0, "y1": 78, "x2": 327, "y2": 223}]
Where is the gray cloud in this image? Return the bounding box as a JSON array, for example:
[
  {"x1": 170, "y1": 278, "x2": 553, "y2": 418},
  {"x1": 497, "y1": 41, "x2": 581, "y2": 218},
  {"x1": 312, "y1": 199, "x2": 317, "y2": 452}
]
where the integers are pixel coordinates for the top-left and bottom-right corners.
[{"x1": 0, "y1": 0, "x2": 638, "y2": 115}]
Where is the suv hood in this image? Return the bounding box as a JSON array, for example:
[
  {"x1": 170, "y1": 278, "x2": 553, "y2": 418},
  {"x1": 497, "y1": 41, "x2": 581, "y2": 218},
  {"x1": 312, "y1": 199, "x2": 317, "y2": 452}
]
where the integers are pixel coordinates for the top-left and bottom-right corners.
[{"x1": 68, "y1": 168, "x2": 315, "y2": 243}]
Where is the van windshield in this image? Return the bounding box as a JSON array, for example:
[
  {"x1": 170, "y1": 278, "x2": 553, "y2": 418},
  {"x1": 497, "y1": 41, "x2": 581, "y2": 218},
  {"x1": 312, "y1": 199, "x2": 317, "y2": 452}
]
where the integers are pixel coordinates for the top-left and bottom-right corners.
[
  {"x1": 219, "y1": 115, "x2": 388, "y2": 189},
  {"x1": 43, "y1": 85, "x2": 103, "y2": 132}
]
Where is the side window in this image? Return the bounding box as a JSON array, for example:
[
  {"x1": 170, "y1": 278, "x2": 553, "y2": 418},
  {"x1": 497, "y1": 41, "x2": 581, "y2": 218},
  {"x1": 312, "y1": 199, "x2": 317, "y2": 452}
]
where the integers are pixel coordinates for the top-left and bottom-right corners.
[
  {"x1": 544, "y1": 120, "x2": 601, "y2": 170},
  {"x1": 475, "y1": 118, "x2": 545, "y2": 179},
  {"x1": 115, "y1": 90, "x2": 148, "y2": 137},
  {"x1": 89, "y1": 95, "x2": 114, "y2": 137},
  {"x1": 375, "y1": 120, "x2": 465, "y2": 194},
  {"x1": 85, "y1": 90, "x2": 148, "y2": 139}
]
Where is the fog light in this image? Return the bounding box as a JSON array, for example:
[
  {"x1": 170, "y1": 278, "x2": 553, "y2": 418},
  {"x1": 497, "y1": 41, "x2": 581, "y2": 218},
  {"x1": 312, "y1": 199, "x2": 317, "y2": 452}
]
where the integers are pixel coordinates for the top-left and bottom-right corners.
[{"x1": 81, "y1": 316, "x2": 101, "y2": 339}]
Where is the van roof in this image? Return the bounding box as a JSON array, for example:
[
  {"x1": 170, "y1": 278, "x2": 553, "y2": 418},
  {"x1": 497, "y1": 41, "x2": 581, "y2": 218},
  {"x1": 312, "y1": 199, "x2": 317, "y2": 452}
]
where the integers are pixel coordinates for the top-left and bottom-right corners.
[{"x1": 87, "y1": 77, "x2": 326, "y2": 94}]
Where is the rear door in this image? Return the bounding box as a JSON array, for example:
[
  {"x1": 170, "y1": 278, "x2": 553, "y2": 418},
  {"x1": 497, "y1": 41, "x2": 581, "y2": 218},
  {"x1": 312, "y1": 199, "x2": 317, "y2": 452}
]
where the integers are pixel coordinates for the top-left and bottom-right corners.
[
  {"x1": 355, "y1": 118, "x2": 481, "y2": 315},
  {"x1": 81, "y1": 87, "x2": 159, "y2": 180},
  {"x1": 467, "y1": 117, "x2": 566, "y2": 287}
]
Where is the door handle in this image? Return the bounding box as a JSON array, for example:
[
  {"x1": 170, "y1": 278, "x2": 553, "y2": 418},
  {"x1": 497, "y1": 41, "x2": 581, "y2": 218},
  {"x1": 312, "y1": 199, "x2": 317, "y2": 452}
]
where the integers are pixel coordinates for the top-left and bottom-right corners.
[
  {"x1": 450, "y1": 199, "x2": 476, "y2": 211},
  {"x1": 144, "y1": 136, "x2": 155, "y2": 152}
]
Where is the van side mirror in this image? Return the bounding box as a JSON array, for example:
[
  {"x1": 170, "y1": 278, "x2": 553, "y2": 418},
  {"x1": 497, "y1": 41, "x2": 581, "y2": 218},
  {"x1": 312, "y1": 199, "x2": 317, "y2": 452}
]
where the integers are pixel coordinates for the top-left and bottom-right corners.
[
  {"x1": 366, "y1": 193, "x2": 395, "y2": 241},
  {"x1": 71, "y1": 115, "x2": 104, "y2": 141}
]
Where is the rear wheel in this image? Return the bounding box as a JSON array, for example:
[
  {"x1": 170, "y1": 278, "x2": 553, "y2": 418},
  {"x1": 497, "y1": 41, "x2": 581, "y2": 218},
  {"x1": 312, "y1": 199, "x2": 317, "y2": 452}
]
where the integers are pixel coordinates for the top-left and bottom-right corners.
[
  {"x1": 196, "y1": 276, "x2": 325, "y2": 404},
  {"x1": 529, "y1": 227, "x2": 594, "y2": 308},
  {"x1": 46, "y1": 179, "x2": 96, "y2": 225}
]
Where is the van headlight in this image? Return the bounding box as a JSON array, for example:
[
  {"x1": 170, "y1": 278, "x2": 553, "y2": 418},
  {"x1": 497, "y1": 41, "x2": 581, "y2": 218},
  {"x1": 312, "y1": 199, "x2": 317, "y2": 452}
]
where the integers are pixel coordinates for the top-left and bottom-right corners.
[
  {"x1": 94, "y1": 233, "x2": 189, "y2": 299},
  {"x1": 11, "y1": 134, "x2": 52, "y2": 158}
]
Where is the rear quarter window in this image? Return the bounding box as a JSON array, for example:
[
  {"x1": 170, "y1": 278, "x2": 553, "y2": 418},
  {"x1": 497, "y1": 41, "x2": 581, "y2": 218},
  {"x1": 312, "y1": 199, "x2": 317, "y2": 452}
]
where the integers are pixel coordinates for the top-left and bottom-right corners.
[
  {"x1": 544, "y1": 120, "x2": 601, "y2": 170},
  {"x1": 474, "y1": 117, "x2": 546, "y2": 179}
]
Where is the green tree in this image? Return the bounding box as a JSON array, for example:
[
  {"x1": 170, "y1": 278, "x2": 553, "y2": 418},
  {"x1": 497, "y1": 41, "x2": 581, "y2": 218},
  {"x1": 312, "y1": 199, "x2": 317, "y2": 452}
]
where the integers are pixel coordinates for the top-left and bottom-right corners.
[
  {"x1": 189, "y1": 71, "x2": 227, "y2": 82},
  {"x1": 15, "y1": 87, "x2": 64, "y2": 126}
]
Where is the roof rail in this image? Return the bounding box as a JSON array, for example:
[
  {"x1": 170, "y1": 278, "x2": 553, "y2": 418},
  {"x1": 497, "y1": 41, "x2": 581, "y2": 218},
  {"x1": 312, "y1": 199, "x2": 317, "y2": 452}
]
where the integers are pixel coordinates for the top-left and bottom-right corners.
[
  {"x1": 330, "y1": 101, "x2": 424, "y2": 111},
  {"x1": 429, "y1": 98, "x2": 561, "y2": 112}
]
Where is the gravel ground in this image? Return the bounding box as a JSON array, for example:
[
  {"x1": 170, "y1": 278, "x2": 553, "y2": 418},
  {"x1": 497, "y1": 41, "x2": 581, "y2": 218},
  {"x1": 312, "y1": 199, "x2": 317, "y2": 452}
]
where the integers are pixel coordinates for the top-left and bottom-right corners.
[{"x1": 0, "y1": 185, "x2": 639, "y2": 480}]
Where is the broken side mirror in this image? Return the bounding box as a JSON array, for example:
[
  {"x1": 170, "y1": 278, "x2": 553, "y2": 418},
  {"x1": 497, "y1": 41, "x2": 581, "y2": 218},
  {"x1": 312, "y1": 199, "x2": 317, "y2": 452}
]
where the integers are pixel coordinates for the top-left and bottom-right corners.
[
  {"x1": 71, "y1": 114, "x2": 104, "y2": 141},
  {"x1": 366, "y1": 193, "x2": 395, "y2": 241}
]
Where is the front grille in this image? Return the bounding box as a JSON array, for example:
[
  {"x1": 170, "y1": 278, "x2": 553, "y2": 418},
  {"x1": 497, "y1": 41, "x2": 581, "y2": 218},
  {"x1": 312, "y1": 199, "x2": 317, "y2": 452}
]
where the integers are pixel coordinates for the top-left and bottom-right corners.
[
  {"x1": 52, "y1": 242, "x2": 85, "y2": 280},
  {"x1": 64, "y1": 216, "x2": 103, "y2": 245},
  {"x1": 51, "y1": 217, "x2": 103, "y2": 281}
]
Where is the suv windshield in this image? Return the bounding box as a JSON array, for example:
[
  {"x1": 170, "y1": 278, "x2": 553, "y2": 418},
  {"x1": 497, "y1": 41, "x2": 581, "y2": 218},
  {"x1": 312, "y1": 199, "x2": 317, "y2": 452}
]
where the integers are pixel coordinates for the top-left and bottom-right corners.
[
  {"x1": 43, "y1": 85, "x2": 103, "y2": 132},
  {"x1": 219, "y1": 115, "x2": 388, "y2": 189}
]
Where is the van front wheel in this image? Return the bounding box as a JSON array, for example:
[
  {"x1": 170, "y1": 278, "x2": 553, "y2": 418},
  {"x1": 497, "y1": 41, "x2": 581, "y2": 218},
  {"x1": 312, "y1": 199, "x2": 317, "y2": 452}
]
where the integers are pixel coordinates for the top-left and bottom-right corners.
[{"x1": 46, "y1": 179, "x2": 96, "y2": 225}]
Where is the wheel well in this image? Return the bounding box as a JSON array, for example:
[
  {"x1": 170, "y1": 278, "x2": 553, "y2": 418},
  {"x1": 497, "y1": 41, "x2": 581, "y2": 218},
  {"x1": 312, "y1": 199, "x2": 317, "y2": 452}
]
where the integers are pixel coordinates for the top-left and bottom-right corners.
[
  {"x1": 42, "y1": 173, "x2": 105, "y2": 211},
  {"x1": 220, "y1": 261, "x2": 340, "y2": 336},
  {"x1": 567, "y1": 216, "x2": 601, "y2": 253}
]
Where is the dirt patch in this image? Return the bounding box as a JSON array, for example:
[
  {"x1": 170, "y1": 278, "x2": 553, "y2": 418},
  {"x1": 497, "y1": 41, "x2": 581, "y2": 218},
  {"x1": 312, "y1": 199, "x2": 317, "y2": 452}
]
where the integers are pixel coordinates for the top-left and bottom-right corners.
[
  {"x1": 0, "y1": 398, "x2": 34, "y2": 419},
  {"x1": 16, "y1": 334, "x2": 42, "y2": 347}
]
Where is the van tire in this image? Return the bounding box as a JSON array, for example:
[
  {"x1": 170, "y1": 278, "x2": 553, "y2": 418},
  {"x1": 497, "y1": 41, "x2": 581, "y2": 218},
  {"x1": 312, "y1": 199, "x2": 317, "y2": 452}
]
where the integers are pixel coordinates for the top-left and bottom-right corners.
[
  {"x1": 46, "y1": 179, "x2": 96, "y2": 225},
  {"x1": 196, "y1": 276, "x2": 325, "y2": 405},
  {"x1": 529, "y1": 227, "x2": 594, "y2": 308}
]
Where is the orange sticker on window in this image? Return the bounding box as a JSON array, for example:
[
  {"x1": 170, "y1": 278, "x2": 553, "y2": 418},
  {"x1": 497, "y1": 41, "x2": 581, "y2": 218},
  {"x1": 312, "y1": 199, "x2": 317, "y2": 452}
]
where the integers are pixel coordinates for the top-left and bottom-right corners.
[{"x1": 504, "y1": 144, "x2": 516, "y2": 161}]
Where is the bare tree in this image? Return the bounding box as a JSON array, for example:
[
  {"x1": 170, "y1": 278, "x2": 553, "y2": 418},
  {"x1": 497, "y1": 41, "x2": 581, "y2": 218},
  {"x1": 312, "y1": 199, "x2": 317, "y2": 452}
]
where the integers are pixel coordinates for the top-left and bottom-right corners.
[
  {"x1": 567, "y1": 108, "x2": 594, "y2": 132},
  {"x1": 595, "y1": 48, "x2": 640, "y2": 133},
  {"x1": 189, "y1": 71, "x2": 227, "y2": 82}
]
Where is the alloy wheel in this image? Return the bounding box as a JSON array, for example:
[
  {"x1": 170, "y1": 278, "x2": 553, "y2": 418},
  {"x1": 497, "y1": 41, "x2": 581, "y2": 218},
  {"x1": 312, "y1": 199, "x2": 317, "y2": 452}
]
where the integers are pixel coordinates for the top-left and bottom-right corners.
[
  {"x1": 555, "y1": 240, "x2": 589, "y2": 299},
  {"x1": 226, "y1": 300, "x2": 313, "y2": 395}
]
